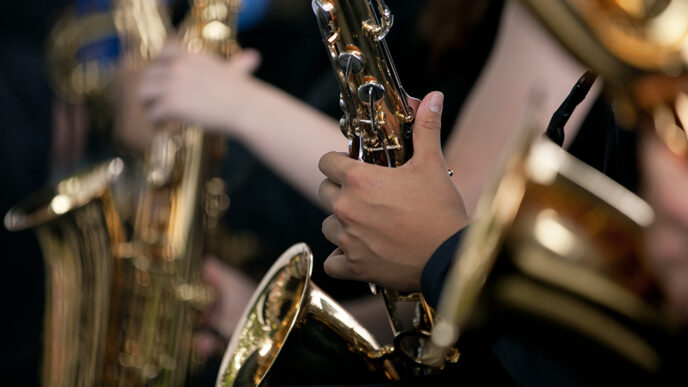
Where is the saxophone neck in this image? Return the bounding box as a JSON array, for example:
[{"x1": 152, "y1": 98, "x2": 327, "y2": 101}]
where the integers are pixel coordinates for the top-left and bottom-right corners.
[
  {"x1": 313, "y1": 0, "x2": 414, "y2": 167},
  {"x1": 178, "y1": 0, "x2": 241, "y2": 58},
  {"x1": 113, "y1": 0, "x2": 171, "y2": 63}
]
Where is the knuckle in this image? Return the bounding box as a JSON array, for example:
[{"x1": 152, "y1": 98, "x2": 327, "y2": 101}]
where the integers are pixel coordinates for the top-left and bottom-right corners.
[
  {"x1": 347, "y1": 257, "x2": 367, "y2": 279},
  {"x1": 321, "y1": 215, "x2": 335, "y2": 235},
  {"x1": 343, "y1": 165, "x2": 365, "y2": 187},
  {"x1": 318, "y1": 152, "x2": 334, "y2": 174},
  {"x1": 331, "y1": 199, "x2": 352, "y2": 223},
  {"x1": 417, "y1": 114, "x2": 441, "y2": 131},
  {"x1": 338, "y1": 232, "x2": 353, "y2": 250}
]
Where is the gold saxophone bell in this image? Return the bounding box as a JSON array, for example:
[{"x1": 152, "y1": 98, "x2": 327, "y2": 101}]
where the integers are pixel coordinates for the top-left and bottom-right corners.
[
  {"x1": 427, "y1": 0, "x2": 688, "y2": 376},
  {"x1": 4, "y1": 0, "x2": 241, "y2": 385},
  {"x1": 217, "y1": 243, "x2": 399, "y2": 387},
  {"x1": 4, "y1": 158, "x2": 126, "y2": 387},
  {"x1": 427, "y1": 134, "x2": 678, "y2": 374},
  {"x1": 46, "y1": 6, "x2": 119, "y2": 101},
  {"x1": 522, "y1": 0, "x2": 688, "y2": 153}
]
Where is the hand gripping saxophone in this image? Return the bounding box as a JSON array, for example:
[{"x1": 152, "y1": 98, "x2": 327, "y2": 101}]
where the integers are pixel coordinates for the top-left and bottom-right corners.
[
  {"x1": 311, "y1": 0, "x2": 453, "y2": 373},
  {"x1": 424, "y1": 0, "x2": 688, "y2": 379},
  {"x1": 214, "y1": 2, "x2": 442, "y2": 384}
]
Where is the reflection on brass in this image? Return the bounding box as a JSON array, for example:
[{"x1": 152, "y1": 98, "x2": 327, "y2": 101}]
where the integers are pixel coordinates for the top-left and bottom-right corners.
[
  {"x1": 108, "y1": 0, "x2": 241, "y2": 385},
  {"x1": 495, "y1": 276, "x2": 661, "y2": 371},
  {"x1": 428, "y1": 135, "x2": 676, "y2": 372},
  {"x1": 312, "y1": 0, "x2": 414, "y2": 167},
  {"x1": 307, "y1": 0, "x2": 452, "y2": 379},
  {"x1": 217, "y1": 244, "x2": 397, "y2": 387},
  {"x1": 46, "y1": 8, "x2": 119, "y2": 101},
  {"x1": 4, "y1": 159, "x2": 126, "y2": 387},
  {"x1": 5, "y1": 1, "x2": 241, "y2": 386},
  {"x1": 425, "y1": 0, "x2": 688, "y2": 377},
  {"x1": 522, "y1": 0, "x2": 688, "y2": 156}
]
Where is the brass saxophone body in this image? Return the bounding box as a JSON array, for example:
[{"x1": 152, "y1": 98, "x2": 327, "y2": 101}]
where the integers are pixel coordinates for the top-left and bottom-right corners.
[
  {"x1": 216, "y1": 1, "x2": 444, "y2": 386},
  {"x1": 5, "y1": 0, "x2": 240, "y2": 385},
  {"x1": 110, "y1": 0, "x2": 240, "y2": 384},
  {"x1": 425, "y1": 0, "x2": 688, "y2": 378},
  {"x1": 216, "y1": 243, "x2": 396, "y2": 387},
  {"x1": 5, "y1": 159, "x2": 126, "y2": 387},
  {"x1": 312, "y1": 0, "x2": 414, "y2": 167},
  {"x1": 312, "y1": 0, "x2": 446, "y2": 371}
]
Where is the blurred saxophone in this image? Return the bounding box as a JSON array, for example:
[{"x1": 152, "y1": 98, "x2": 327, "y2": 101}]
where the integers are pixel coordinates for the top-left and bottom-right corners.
[
  {"x1": 5, "y1": 159, "x2": 126, "y2": 387},
  {"x1": 5, "y1": 0, "x2": 240, "y2": 385},
  {"x1": 424, "y1": 0, "x2": 688, "y2": 378},
  {"x1": 216, "y1": 1, "x2": 448, "y2": 386},
  {"x1": 108, "y1": 0, "x2": 240, "y2": 385},
  {"x1": 46, "y1": 2, "x2": 120, "y2": 102}
]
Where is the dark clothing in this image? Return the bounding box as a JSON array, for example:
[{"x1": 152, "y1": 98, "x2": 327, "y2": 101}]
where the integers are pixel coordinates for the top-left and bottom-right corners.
[
  {"x1": 417, "y1": 88, "x2": 658, "y2": 386},
  {"x1": 421, "y1": 229, "x2": 466, "y2": 308},
  {"x1": 420, "y1": 94, "x2": 640, "y2": 310}
]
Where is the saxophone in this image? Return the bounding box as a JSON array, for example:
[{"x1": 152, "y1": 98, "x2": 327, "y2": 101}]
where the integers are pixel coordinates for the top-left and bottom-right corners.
[
  {"x1": 311, "y1": 0, "x2": 445, "y2": 369},
  {"x1": 424, "y1": 0, "x2": 688, "y2": 378},
  {"x1": 216, "y1": 1, "x2": 446, "y2": 385},
  {"x1": 108, "y1": 0, "x2": 240, "y2": 384},
  {"x1": 4, "y1": 0, "x2": 240, "y2": 385},
  {"x1": 5, "y1": 158, "x2": 126, "y2": 387}
]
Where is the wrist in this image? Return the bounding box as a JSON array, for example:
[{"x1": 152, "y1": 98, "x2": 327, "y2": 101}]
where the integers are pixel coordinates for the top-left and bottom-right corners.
[{"x1": 420, "y1": 227, "x2": 469, "y2": 308}]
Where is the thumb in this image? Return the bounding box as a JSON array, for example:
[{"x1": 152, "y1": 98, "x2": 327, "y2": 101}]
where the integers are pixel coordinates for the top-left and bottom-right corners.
[
  {"x1": 202, "y1": 256, "x2": 227, "y2": 292},
  {"x1": 230, "y1": 48, "x2": 262, "y2": 74},
  {"x1": 323, "y1": 248, "x2": 358, "y2": 281},
  {"x1": 411, "y1": 91, "x2": 444, "y2": 165}
]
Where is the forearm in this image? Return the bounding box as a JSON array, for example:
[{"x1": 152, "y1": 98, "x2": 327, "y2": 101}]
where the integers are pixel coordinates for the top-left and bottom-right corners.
[
  {"x1": 226, "y1": 77, "x2": 347, "y2": 208},
  {"x1": 443, "y1": 0, "x2": 595, "y2": 217}
]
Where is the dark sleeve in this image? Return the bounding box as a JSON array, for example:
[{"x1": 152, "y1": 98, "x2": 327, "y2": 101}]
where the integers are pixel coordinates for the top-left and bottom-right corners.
[
  {"x1": 566, "y1": 95, "x2": 639, "y2": 192},
  {"x1": 420, "y1": 228, "x2": 468, "y2": 308}
]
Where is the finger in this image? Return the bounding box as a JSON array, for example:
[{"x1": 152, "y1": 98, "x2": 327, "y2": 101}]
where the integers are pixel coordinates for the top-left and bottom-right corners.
[
  {"x1": 137, "y1": 75, "x2": 166, "y2": 105},
  {"x1": 147, "y1": 96, "x2": 174, "y2": 124},
  {"x1": 142, "y1": 63, "x2": 170, "y2": 83},
  {"x1": 406, "y1": 95, "x2": 421, "y2": 113},
  {"x1": 158, "y1": 39, "x2": 184, "y2": 62},
  {"x1": 230, "y1": 48, "x2": 262, "y2": 74},
  {"x1": 411, "y1": 91, "x2": 444, "y2": 165},
  {"x1": 194, "y1": 331, "x2": 226, "y2": 358},
  {"x1": 318, "y1": 178, "x2": 340, "y2": 212},
  {"x1": 321, "y1": 215, "x2": 344, "y2": 246},
  {"x1": 202, "y1": 256, "x2": 229, "y2": 290},
  {"x1": 318, "y1": 151, "x2": 359, "y2": 185},
  {"x1": 323, "y1": 248, "x2": 358, "y2": 280}
]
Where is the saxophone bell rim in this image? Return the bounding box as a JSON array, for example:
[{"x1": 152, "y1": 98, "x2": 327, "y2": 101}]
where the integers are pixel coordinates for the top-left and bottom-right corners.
[
  {"x1": 4, "y1": 158, "x2": 125, "y2": 231},
  {"x1": 216, "y1": 242, "x2": 314, "y2": 387}
]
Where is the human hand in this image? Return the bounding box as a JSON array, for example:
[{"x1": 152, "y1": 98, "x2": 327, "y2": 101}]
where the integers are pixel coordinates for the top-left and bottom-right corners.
[
  {"x1": 112, "y1": 60, "x2": 158, "y2": 151},
  {"x1": 138, "y1": 40, "x2": 261, "y2": 131},
  {"x1": 640, "y1": 132, "x2": 688, "y2": 322},
  {"x1": 194, "y1": 257, "x2": 257, "y2": 358},
  {"x1": 318, "y1": 91, "x2": 470, "y2": 293}
]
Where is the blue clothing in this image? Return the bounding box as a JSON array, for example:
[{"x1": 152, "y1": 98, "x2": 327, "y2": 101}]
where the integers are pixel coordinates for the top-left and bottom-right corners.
[{"x1": 421, "y1": 229, "x2": 466, "y2": 308}]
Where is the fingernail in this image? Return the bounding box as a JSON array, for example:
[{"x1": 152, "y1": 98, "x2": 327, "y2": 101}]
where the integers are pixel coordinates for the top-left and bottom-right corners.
[{"x1": 429, "y1": 92, "x2": 444, "y2": 114}]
